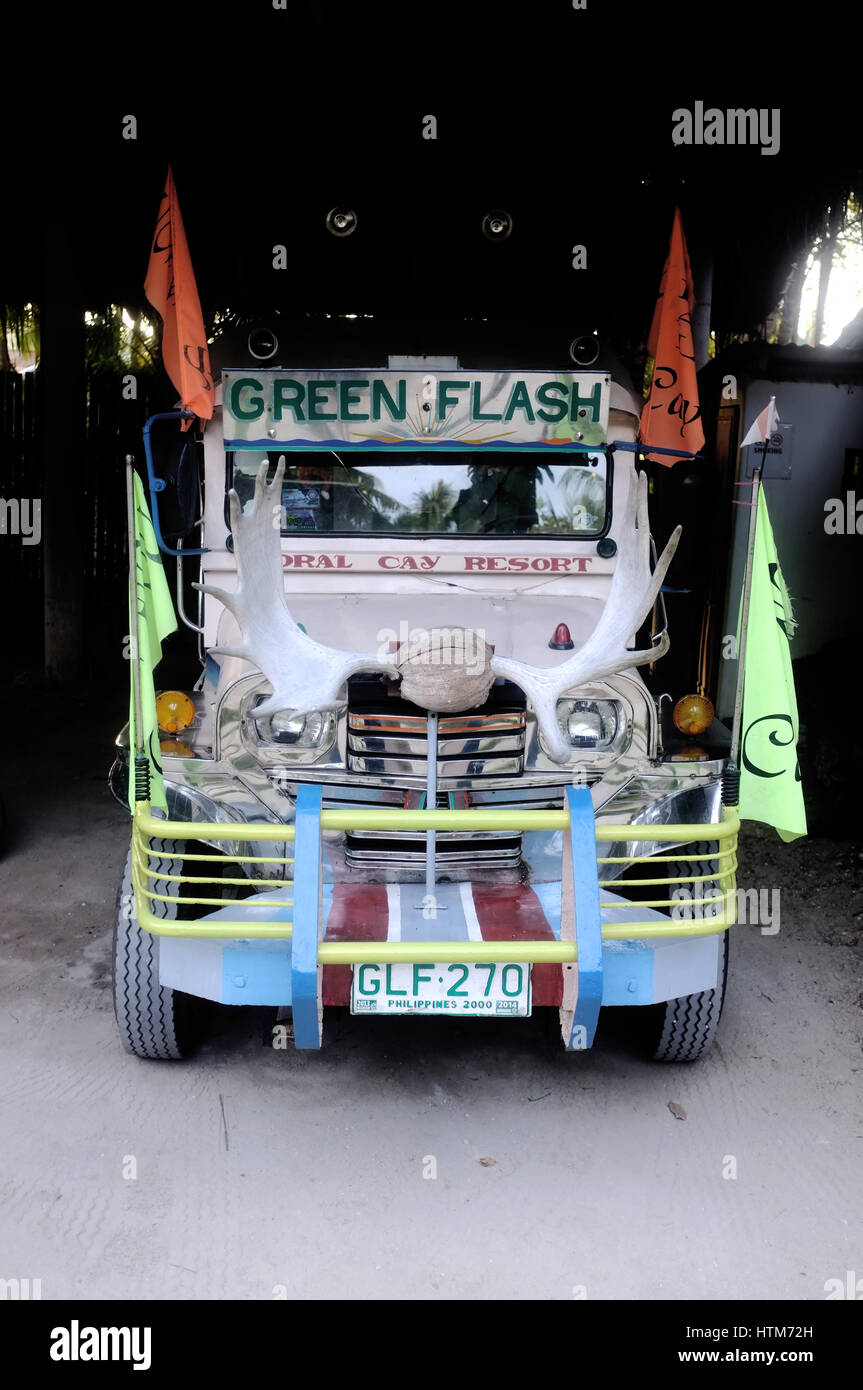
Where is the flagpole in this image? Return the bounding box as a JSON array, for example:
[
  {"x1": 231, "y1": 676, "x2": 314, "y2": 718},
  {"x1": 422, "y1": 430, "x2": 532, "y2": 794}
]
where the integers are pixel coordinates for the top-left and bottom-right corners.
[
  {"x1": 730, "y1": 465, "x2": 762, "y2": 766},
  {"x1": 125, "y1": 456, "x2": 149, "y2": 801}
]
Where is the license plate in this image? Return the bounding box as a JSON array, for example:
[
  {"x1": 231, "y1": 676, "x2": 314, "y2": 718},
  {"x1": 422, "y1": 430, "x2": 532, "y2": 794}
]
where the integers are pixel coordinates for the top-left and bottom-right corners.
[{"x1": 351, "y1": 962, "x2": 532, "y2": 1016}]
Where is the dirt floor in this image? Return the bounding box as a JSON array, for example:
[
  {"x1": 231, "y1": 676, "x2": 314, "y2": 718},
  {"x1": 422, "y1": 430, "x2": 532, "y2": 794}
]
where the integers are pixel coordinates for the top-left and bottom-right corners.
[{"x1": 0, "y1": 686, "x2": 861, "y2": 1300}]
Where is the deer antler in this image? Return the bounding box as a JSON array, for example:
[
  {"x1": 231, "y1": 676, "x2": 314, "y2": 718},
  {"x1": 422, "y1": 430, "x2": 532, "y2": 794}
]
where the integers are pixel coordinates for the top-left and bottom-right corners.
[
  {"x1": 195, "y1": 458, "x2": 397, "y2": 717},
  {"x1": 490, "y1": 469, "x2": 681, "y2": 763}
]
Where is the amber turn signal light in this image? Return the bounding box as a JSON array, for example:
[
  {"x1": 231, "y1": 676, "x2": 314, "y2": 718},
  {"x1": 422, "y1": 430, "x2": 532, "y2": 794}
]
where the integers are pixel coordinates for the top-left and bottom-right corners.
[
  {"x1": 672, "y1": 693, "x2": 715, "y2": 736},
  {"x1": 155, "y1": 691, "x2": 195, "y2": 734}
]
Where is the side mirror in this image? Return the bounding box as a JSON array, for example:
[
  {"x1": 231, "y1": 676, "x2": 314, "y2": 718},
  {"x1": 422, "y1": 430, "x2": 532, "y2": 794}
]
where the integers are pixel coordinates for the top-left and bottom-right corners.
[
  {"x1": 150, "y1": 433, "x2": 201, "y2": 541},
  {"x1": 142, "y1": 411, "x2": 208, "y2": 557}
]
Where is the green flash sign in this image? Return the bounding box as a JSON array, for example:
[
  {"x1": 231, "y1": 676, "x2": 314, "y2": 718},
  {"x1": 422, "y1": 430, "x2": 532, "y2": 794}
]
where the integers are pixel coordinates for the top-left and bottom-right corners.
[{"x1": 222, "y1": 369, "x2": 609, "y2": 449}]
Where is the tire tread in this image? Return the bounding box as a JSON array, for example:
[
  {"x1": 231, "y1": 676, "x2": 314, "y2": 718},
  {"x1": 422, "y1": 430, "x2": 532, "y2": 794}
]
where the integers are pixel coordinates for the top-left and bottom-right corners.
[
  {"x1": 649, "y1": 931, "x2": 729, "y2": 1063},
  {"x1": 113, "y1": 837, "x2": 194, "y2": 1060}
]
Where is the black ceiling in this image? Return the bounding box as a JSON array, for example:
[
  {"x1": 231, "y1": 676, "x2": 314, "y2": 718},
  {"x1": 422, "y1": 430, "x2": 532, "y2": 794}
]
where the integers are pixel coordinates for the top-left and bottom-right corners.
[{"x1": 3, "y1": 0, "x2": 860, "y2": 347}]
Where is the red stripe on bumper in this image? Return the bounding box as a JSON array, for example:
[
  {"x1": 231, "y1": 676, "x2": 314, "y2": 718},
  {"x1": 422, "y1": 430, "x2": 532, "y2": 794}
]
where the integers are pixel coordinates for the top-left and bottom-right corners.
[
  {"x1": 471, "y1": 884, "x2": 562, "y2": 1007},
  {"x1": 321, "y1": 883, "x2": 562, "y2": 1008},
  {"x1": 322, "y1": 884, "x2": 389, "y2": 1005}
]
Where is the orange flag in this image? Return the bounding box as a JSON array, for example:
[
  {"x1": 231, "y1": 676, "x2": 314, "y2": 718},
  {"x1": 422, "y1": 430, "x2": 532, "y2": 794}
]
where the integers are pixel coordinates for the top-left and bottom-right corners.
[
  {"x1": 144, "y1": 167, "x2": 214, "y2": 423},
  {"x1": 640, "y1": 207, "x2": 704, "y2": 464}
]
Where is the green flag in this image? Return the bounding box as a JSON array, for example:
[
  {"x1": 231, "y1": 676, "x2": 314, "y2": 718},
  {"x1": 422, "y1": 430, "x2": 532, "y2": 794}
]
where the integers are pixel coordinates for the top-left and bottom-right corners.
[
  {"x1": 739, "y1": 486, "x2": 807, "y2": 841},
  {"x1": 128, "y1": 473, "x2": 177, "y2": 810}
]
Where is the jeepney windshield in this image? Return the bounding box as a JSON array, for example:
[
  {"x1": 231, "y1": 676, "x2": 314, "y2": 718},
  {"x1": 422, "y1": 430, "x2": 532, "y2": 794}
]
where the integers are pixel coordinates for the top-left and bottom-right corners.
[{"x1": 228, "y1": 450, "x2": 609, "y2": 537}]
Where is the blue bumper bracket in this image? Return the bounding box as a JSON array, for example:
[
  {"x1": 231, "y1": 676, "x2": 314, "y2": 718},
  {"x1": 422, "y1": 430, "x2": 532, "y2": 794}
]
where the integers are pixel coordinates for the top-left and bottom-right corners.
[
  {"x1": 564, "y1": 785, "x2": 603, "y2": 1050},
  {"x1": 291, "y1": 784, "x2": 323, "y2": 1049}
]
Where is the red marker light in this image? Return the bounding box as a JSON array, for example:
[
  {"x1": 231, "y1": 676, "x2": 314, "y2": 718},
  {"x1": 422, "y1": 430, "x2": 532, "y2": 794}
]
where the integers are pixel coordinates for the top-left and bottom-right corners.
[{"x1": 549, "y1": 623, "x2": 575, "y2": 651}]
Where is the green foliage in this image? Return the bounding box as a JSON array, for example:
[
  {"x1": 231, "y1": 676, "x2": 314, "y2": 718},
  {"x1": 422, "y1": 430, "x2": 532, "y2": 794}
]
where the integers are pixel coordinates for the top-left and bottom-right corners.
[
  {"x1": 84, "y1": 306, "x2": 157, "y2": 376},
  {"x1": 0, "y1": 304, "x2": 39, "y2": 371},
  {"x1": 1, "y1": 303, "x2": 158, "y2": 374}
]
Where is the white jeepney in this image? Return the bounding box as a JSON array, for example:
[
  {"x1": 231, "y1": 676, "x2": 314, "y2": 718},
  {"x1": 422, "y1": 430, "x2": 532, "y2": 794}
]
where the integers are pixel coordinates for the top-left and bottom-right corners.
[{"x1": 111, "y1": 347, "x2": 738, "y2": 1060}]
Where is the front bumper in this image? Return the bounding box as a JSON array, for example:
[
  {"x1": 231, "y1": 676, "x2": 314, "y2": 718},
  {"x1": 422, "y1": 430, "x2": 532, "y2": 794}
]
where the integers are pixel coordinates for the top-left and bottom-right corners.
[{"x1": 131, "y1": 790, "x2": 739, "y2": 1050}]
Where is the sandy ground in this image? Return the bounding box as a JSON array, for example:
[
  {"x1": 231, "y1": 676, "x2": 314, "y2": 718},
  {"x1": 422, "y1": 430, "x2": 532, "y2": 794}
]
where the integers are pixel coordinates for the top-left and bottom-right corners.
[{"x1": 0, "y1": 687, "x2": 861, "y2": 1301}]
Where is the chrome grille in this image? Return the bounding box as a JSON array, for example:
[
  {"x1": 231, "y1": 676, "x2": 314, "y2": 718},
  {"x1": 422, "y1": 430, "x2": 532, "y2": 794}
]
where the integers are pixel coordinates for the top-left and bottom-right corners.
[
  {"x1": 344, "y1": 704, "x2": 528, "y2": 870},
  {"x1": 347, "y1": 709, "x2": 526, "y2": 782}
]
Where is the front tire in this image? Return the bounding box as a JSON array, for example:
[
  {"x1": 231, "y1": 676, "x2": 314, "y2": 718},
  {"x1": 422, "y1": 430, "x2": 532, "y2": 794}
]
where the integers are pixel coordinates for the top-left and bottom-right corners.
[
  {"x1": 112, "y1": 838, "x2": 202, "y2": 1060},
  {"x1": 643, "y1": 929, "x2": 730, "y2": 1062}
]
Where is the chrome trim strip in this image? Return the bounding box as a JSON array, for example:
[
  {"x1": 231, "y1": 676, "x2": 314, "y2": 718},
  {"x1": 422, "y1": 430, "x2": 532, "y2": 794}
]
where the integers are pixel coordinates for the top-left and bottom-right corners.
[
  {"x1": 347, "y1": 731, "x2": 526, "y2": 757},
  {"x1": 347, "y1": 754, "x2": 524, "y2": 778},
  {"x1": 345, "y1": 847, "x2": 523, "y2": 866},
  {"x1": 347, "y1": 828, "x2": 523, "y2": 843},
  {"x1": 349, "y1": 712, "x2": 526, "y2": 734}
]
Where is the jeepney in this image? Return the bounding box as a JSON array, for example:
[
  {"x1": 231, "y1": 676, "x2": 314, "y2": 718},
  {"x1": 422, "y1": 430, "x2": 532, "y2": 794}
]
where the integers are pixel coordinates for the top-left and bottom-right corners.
[{"x1": 110, "y1": 339, "x2": 738, "y2": 1060}]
